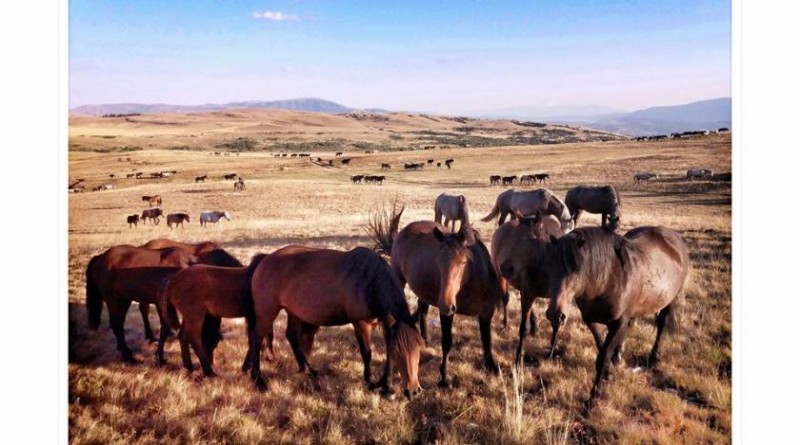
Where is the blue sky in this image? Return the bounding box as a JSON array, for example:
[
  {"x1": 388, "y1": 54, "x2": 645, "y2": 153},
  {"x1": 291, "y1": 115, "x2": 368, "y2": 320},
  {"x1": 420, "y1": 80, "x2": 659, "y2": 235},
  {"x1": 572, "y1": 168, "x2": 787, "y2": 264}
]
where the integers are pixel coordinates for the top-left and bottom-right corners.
[{"x1": 69, "y1": 0, "x2": 731, "y2": 113}]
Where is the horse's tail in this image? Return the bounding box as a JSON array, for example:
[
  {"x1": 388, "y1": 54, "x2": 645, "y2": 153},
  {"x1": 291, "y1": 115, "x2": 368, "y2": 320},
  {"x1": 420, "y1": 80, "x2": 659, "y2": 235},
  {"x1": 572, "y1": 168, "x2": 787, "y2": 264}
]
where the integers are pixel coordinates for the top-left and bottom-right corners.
[
  {"x1": 613, "y1": 185, "x2": 622, "y2": 211},
  {"x1": 367, "y1": 201, "x2": 404, "y2": 256},
  {"x1": 480, "y1": 196, "x2": 502, "y2": 222},
  {"x1": 460, "y1": 195, "x2": 471, "y2": 226},
  {"x1": 85, "y1": 255, "x2": 104, "y2": 330},
  {"x1": 664, "y1": 288, "x2": 683, "y2": 334},
  {"x1": 242, "y1": 253, "x2": 269, "y2": 331},
  {"x1": 157, "y1": 276, "x2": 181, "y2": 331}
]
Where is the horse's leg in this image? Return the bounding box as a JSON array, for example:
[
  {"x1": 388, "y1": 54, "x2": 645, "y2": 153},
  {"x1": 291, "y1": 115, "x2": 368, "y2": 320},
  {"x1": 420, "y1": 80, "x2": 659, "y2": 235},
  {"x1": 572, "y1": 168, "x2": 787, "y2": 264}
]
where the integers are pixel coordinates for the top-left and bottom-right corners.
[
  {"x1": 573, "y1": 209, "x2": 583, "y2": 227},
  {"x1": 586, "y1": 322, "x2": 604, "y2": 352},
  {"x1": 588, "y1": 318, "x2": 631, "y2": 407},
  {"x1": 515, "y1": 291, "x2": 535, "y2": 365},
  {"x1": 601, "y1": 213, "x2": 607, "y2": 228},
  {"x1": 373, "y1": 321, "x2": 394, "y2": 395},
  {"x1": 178, "y1": 327, "x2": 194, "y2": 372},
  {"x1": 478, "y1": 309, "x2": 499, "y2": 374},
  {"x1": 108, "y1": 299, "x2": 137, "y2": 363},
  {"x1": 498, "y1": 211, "x2": 508, "y2": 226},
  {"x1": 649, "y1": 303, "x2": 674, "y2": 366},
  {"x1": 139, "y1": 303, "x2": 155, "y2": 343},
  {"x1": 155, "y1": 316, "x2": 171, "y2": 366},
  {"x1": 353, "y1": 321, "x2": 373, "y2": 385},
  {"x1": 417, "y1": 301, "x2": 430, "y2": 341},
  {"x1": 438, "y1": 314, "x2": 455, "y2": 388},
  {"x1": 612, "y1": 319, "x2": 634, "y2": 365},
  {"x1": 247, "y1": 320, "x2": 268, "y2": 391},
  {"x1": 186, "y1": 317, "x2": 216, "y2": 377},
  {"x1": 298, "y1": 321, "x2": 320, "y2": 373},
  {"x1": 285, "y1": 315, "x2": 313, "y2": 376}
]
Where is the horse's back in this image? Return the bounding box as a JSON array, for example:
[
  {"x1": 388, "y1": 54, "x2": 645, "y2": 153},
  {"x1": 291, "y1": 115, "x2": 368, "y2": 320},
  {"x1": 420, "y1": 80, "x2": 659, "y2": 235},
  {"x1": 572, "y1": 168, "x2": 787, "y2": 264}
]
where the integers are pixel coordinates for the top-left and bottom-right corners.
[
  {"x1": 625, "y1": 226, "x2": 690, "y2": 313},
  {"x1": 166, "y1": 265, "x2": 249, "y2": 318}
]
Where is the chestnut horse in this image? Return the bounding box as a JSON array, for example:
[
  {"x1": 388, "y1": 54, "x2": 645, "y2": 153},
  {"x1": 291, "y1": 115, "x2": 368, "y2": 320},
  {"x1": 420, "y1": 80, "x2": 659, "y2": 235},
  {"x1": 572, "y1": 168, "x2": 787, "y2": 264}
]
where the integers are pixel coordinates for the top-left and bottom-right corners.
[
  {"x1": 491, "y1": 212, "x2": 563, "y2": 364},
  {"x1": 369, "y1": 204, "x2": 503, "y2": 388},
  {"x1": 156, "y1": 265, "x2": 250, "y2": 376},
  {"x1": 545, "y1": 226, "x2": 689, "y2": 407},
  {"x1": 245, "y1": 246, "x2": 424, "y2": 399}
]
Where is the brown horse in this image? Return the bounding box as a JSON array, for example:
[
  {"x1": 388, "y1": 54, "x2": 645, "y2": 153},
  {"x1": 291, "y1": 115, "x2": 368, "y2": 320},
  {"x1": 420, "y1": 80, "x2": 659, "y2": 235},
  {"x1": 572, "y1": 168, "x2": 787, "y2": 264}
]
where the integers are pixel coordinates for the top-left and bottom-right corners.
[
  {"x1": 491, "y1": 212, "x2": 563, "y2": 364},
  {"x1": 245, "y1": 246, "x2": 424, "y2": 399},
  {"x1": 565, "y1": 185, "x2": 622, "y2": 230},
  {"x1": 166, "y1": 213, "x2": 190, "y2": 228},
  {"x1": 141, "y1": 208, "x2": 164, "y2": 225},
  {"x1": 369, "y1": 204, "x2": 503, "y2": 388},
  {"x1": 140, "y1": 238, "x2": 221, "y2": 254},
  {"x1": 85, "y1": 245, "x2": 197, "y2": 362},
  {"x1": 127, "y1": 214, "x2": 140, "y2": 228},
  {"x1": 142, "y1": 195, "x2": 162, "y2": 207},
  {"x1": 433, "y1": 193, "x2": 471, "y2": 232},
  {"x1": 156, "y1": 265, "x2": 250, "y2": 376},
  {"x1": 545, "y1": 226, "x2": 689, "y2": 407},
  {"x1": 481, "y1": 188, "x2": 574, "y2": 232}
]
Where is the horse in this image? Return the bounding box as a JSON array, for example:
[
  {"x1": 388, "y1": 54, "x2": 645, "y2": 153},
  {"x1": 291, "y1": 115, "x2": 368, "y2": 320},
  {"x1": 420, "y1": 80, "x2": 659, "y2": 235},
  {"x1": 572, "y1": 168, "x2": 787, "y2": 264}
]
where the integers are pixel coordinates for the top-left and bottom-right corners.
[
  {"x1": 351, "y1": 175, "x2": 364, "y2": 184},
  {"x1": 369, "y1": 204, "x2": 503, "y2": 388},
  {"x1": 195, "y1": 175, "x2": 207, "y2": 183},
  {"x1": 489, "y1": 175, "x2": 501, "y2": 186},
  {"x1": 140, "y1": 239, "x2": 221, "y2": 255},
  {"x1": 85, "y1": 245, "x2": 197, "y2": 362},
  {"x1": 481, "y1": 188, "x2": 574, "y2": 233},
  {"x1": 491, "y1": 212, "x2": 563, "y2": 363},
  {"x1": 686, "y1": 168, "x2": 713, "y2": 180},
  {"x1": 141, "y1": 208, "x2": 164, "y2": 225},
  {"x1": 502, "y1": 175, "x2": 518, "y2": 186},
  {"x1": 234, "y1": 178, "x2": 245, "y2": 192},
  {"x1": 433, "y1": 193, "x2": 471, "y2": 232},
  {"x1": 534, "y1": 173, "x2": 550, "y2": 183},
  {"x1": 520, "y1": 174, "x2": 535, "y2": 186},
  {"x1": 445, "y1": 159, "x2": 454, "y2": 169},
  {"x1": 166, "y1": 213, "x2": 190, "y2": 229},
  {"x1": 127, "y1": 214, "x2": 140, "y2": 228},
  {"x1": 200, "y1": 211, "x2": 231, "y2": 226},
  {"x1": 244, "y1": 246, "x2": 424, "y2": 399},
  {"x1": 142, "y1": 195, "x2": 162, "y2": 207},
  {"x1": 544, "y1": 226, "x2": 689, "y2": 407},
  {"x1": 381, "y1": 163, "x2": 391, "y2": 171},
  {"x1": 565, "y1": 185, "x2": 622, "y2": 231},
  {"x1": 634, "y1": 172, "x2": 658, "y2": 184},
  {"x1": 156, "y1": 265, "x2": 250, "y2": 376},
  {"x1": 223, "y1": 173, "x2": 237, "y2": 180}
]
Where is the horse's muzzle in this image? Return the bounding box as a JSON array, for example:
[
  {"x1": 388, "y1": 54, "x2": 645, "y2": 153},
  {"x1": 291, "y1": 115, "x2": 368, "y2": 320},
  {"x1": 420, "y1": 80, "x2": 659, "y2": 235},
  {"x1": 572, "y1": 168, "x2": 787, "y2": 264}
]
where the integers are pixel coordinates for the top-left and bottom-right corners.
[{"x1": 404, "y1": 385, "x2": 423, "y2": 400}]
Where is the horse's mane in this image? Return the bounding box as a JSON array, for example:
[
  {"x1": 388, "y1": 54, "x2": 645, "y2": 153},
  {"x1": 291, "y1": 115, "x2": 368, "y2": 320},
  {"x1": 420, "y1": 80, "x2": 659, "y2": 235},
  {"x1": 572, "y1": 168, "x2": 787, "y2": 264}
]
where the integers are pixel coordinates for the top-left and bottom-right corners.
[
  {"x1": 555, "y1": 228, "x2": 633, "y2": 291},
  {"x1": 466, "y1": 235, "x2": 505, "y2": 306},
  {"x1": 343, "y1": 247, "x2": 414, "y2": 324},
  {"x1": 197, "y1": 248, "x2": 243, "y2": 267}
]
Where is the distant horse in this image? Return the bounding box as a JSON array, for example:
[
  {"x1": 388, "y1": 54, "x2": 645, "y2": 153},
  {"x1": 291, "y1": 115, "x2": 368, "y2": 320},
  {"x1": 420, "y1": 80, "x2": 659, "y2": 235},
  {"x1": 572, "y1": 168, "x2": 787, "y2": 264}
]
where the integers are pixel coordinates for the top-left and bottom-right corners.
[
  {"x1": 634, "y1": 172, "x2": 658, "y2": 184},
  {"x1": 369, "y1": 205, "x2": 503, "y2": 388},
  {"x1": 686, "y1": 168, "x2": 713, "y2": 180},
  {"x1": 141, "y1": 208, "x2": 164, "y2": 225},
  {"x1": 126, "y1": 214, "x2": 140, "y2": 228},
  {"x1": 491, "y1": 212, "x2": 563, "y2": 363},
  {"x1": 223, "y1": 173, "x2": 237, "y2": 180},
  {"x1": 437, "y1": 162, "x2": 441, "y2": 169},
  {"x1": 335, "y1": 152, "x2": 343, "y2": 156},
  {"x1": 545, "y1": 227, "x2": 689, "y2": 407},
  {"x1": 381, "y1": 163, "x2": 391, "y2": 171},
  {"x1": 534, "y1": 173, "x2": 550, "y2": 183},
  {"x1": 199, "y1": 211, "x2": 231, "y2": 226},
  {"x1": 234, "y1": 178, "x2": 245, "y2": 192},
  {"x1": 245, "y1": 246, "x2": 424, "y2": 399},
  {"x1": 142, "y1": 195, "x2": 162, "y2": 207},
  {"x1": 565, "y1": 185, "x2": 622, "y2": 230},
  {"x1": 341, "y1": 158, "x2": 352, "y2": 165},
  {"x1": 502, "y1": 175, "x2": 518, "y2": 186},
  {"x1": 489, "y1": 175, "x2": 501, "y2": 186},
  {"x1": 519, "y1": 174, "x2": 535, "y2": 186},
  {"x1": 351, "y1": 175, "x2": 365, "y2": 184},
  {"x1": 445, "y1": 159, "x2": 454, "y2": 169},
  {"x1": 195, "y1": 175, "x2": 207, "y2": 183},
  {"x1": 433, "y1": 193, "x2": 471, "y2": 232},
  {"x1": 85, "y1": 245, "x2": 197, "y2": 362},
  {"x1": 156, "y1": 265, "x2": 250, "y2": 376},
  {"x1": 166, "y1": 213, "x2": 190, "y2": 229},
  {"x1": 481, "y1": 188, "x2": 574, "y2": 232}
]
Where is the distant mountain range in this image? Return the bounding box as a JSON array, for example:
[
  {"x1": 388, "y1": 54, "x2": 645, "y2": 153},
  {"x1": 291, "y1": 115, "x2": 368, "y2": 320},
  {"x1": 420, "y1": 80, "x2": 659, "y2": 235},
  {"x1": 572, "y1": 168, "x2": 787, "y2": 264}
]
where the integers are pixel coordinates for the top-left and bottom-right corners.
[
  {"x1": 71, "y1": 97, "x2": 731, "y2": 137},
  {"x1": 70, "y1": 98, "x2": 391, "y2": 116}
]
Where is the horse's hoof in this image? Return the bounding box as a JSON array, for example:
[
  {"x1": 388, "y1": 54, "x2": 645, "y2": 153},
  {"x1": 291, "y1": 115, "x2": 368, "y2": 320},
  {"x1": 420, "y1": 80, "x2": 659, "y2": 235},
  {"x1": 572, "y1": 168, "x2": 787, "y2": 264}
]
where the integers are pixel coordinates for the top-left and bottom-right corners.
[
  {"x1": 155, "y1": 358, "x2": 166, "y2": 367},
  {"x1": 254, "y1": 377, "x2": 267, "y2": 392},
  {"x1": 124, "y1": 356, "x2": 140, "y2": 365},
  {"x1": 381, "y1": 391, "x2": 396, "y2": 401},
  {"x1": 484, "y1": 361, "x2": 500, "y2": 375},
  {"x1": 438, "y1": 379, "x2": 453, "y2": 389}
]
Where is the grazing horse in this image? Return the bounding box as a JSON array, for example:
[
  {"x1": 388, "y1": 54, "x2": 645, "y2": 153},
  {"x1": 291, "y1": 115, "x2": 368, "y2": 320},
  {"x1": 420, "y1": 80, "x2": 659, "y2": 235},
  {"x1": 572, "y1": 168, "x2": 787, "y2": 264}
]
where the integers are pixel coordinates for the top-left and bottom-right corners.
[
  {"x1": 223, "y1": 173, "x2": 237, "y2": 180},
  {"x1": 233, "y1": 178, "x2": 245, "y2": 192},
  {"x1": 142, "y1": 195, "x2": 162, "y2": 207},
  {"x1": 489, "y1": 175, "x2": 501, "y2": 186},
  {"x1": 381, "y1": 163, "x2": 391, "y2": 171},
  {"x1": 156, "y1": 265, "x2": 250, "y2": 376},
  {"x1": 195, "y1": 175, "x2": 207, "y2": 183},
  {"x1": 545, "y1": 227, "x2": 689, "y2": 407},
  {"x1": 199, "y1": 211, "x2": 231, "y2": 226},
  {"x1": 445, "y1": 159, "x2": 454, "y2": 169},
  {"x1": 491, "y1": 212, "x2": 563, "y2": 363},
  {"x1": 565, "y1": 185, "x2": 622, "y2": 231},
  {"x1": 433, "y1": 193, "x2": 471, "y2": 232},
  {"x1": 141, "y1": 208, "x2": 164, "y2": 225},
  {"x1": 127, "y1": 214, "x2": 140, "y2": 228},
  {"x1": 502, "y1": 175, "x2": 518, "y2": 186},
  {"x1": 369, "y1": 205, "x2": 503, "y2": 388},
  {"x1": 481, "y1": 188, "x2": 574, "y2": 233},
  {"x1": 166, "y1": 213, "x2": 190, "y2": 229},
  {"x1": 634, "y1": 172, "x2": 658, "y2": 184},
  {"x1": 85, "y1": 245, "x2": 197, "y2": 362},
  {"x1": 245, "y1": 246, "x2": 424, "y2": 399},
  {"x1": 686, "y1": 168, "x2": 713, "y2": 180}
]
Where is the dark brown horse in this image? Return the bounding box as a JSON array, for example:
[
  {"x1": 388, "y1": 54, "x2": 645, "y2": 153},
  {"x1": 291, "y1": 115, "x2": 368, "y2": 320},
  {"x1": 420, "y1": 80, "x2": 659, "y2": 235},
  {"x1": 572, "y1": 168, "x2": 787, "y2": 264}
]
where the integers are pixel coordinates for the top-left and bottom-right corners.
[
  {"x1": 85, "y1": 245, "x2": 197, "y2": 362},
  {"x1": 127, "y1": 214, "x2": 140, "y2": 228},
  {"x1": 245, "y1": 246, "x2": 424, "y2": 399},
  {"x1": 166, "y1": 213, "x2": 190, "y2": 228},
  {"x1": 565, "y1": 185, "x2": 622, "y2": 230},
  {"x1": 544, "y1": 226, "x2": 689, "y2": 407},
  {"x1": 156, "y1": 265, "x2": 250, "y2": 376},
  {"x1": 491, "y1": 212, "x2": 563, "y2": 364},
  {"x1": 141, "y1": 208, "x2": 164, "y2": 225},
  {"x1": 369, "y1": 204, "x2": 503, "y2": 388}
]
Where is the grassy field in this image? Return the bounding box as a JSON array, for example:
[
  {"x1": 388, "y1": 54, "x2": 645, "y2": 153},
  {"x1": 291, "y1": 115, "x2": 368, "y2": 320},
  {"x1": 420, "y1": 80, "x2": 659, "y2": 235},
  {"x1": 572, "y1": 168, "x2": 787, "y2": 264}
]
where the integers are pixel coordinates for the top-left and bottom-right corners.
[{"x1": 68, "y1": 113, "x2": 730, "y2": 444}]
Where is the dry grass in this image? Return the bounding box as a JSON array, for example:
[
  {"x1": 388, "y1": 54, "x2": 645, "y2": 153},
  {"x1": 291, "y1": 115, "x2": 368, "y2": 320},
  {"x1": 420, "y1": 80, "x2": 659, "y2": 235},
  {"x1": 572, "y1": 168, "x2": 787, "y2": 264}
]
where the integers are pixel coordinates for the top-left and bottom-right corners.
[{"x1": 68, "y1": 113, "x2": 730, "y2": 444}]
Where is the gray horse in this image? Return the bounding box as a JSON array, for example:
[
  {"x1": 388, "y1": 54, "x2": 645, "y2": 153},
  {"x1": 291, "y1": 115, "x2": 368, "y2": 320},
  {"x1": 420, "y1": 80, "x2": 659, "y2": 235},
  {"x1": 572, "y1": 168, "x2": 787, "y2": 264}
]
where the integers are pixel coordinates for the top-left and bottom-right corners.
[
  {"x1": 434, "y1": 193, "x2": 471, "y2": 232},
  {"x1": 565, "y1": 185, "x2": 622, "y2": 230},
  {"x1": 481, "y1": 188, "x2": 574, "y2": 233}
]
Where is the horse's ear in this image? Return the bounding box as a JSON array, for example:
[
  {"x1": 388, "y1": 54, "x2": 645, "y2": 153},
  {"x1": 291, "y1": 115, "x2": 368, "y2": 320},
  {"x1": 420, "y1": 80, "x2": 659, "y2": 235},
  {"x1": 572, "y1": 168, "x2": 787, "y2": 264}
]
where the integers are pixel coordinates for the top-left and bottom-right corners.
[
  {"x1": 433, "y1": 227, "x2": 446, "y2": 243},
  {"x1": 459, "y1": 226, "x2": 476, "y2": 247},
  {"x1": 385, "y1": 313, "x2": 397, "y2": 327}
]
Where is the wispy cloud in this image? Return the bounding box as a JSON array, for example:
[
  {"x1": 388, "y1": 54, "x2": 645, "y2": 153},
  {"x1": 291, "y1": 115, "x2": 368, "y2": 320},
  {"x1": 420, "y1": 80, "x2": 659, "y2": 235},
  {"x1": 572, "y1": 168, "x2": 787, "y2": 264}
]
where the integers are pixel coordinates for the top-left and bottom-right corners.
[{"x1": 252, "y1": 11, "x2": 299, "y2": 21}]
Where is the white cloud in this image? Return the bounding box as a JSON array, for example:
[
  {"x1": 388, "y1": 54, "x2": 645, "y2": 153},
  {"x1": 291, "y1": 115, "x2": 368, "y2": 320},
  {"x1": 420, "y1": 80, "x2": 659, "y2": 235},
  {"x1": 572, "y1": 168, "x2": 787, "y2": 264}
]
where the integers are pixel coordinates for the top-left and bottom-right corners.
[{"x1": 252, "y1": 11, "x2": 299, "y2": 21}]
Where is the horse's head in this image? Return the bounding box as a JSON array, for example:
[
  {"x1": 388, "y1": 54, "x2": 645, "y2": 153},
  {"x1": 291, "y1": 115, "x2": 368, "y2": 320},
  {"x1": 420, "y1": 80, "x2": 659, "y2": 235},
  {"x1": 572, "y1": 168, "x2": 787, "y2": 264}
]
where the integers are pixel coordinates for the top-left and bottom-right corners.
[
  {"x1": 607, "y1": 214, "x2": 620, "y2": 231},
  {"x1": 385, "y1": 314, "x2": 424, "y2": 399},
  {"x1": 432, "y1": 224, "x2": 475, "y2": 316},
  {"x1": 184, "y1": 214, "x2": 190, "y2": 223},
  {"x1": 223, "y1": 212, "x2": 231, "y2": 221}
]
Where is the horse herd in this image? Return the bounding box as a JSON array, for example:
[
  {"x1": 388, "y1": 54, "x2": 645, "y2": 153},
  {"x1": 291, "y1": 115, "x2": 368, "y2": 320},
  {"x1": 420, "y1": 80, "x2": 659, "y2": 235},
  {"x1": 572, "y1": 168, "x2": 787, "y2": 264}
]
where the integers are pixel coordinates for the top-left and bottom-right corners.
[
  {"x1": 83, "y1": 183, "x2": 689, "y2": 409},
  {"x1": 490, "y1": 173, "x2": 550, "y2": 186},
  {"x1": 127, "y1": 195, "x2": 232, "y2": 229}
]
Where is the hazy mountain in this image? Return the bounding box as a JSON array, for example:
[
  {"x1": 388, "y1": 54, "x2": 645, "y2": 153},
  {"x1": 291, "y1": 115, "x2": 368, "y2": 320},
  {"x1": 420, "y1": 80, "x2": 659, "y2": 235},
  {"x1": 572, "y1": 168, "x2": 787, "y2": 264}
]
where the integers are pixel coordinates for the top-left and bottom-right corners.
[
  {"x1": 69, "y1": 98, "x2": 387, "y2": 116},
  {"x1": 473, "y1": 104, "x2": 627, "y2": 122}
]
